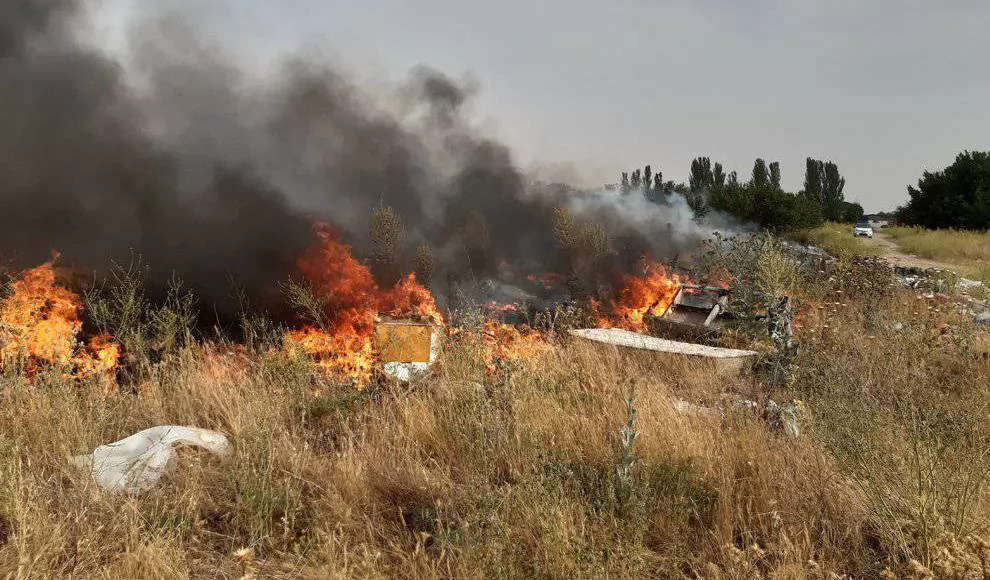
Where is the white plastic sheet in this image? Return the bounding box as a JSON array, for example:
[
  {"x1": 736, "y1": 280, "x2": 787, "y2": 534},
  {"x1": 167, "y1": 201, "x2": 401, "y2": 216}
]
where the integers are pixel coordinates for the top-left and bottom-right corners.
[{"x1": 70, "y1": 426, "x2": 232, "y2": 494}]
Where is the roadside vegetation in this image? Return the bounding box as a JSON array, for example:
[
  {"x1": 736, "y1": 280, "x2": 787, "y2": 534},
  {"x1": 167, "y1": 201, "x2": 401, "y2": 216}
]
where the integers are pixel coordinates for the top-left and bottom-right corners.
[
  {"x1": 793, "y1": 222, "x2": 880, "y2": 259},
  {"x1": 885, "y1": 226, "x2": 990, "y2": 282},
  {"x1": 619, "y1": 155, "x2": 861, "y2": 232},
  {"x1": 2, "y1": 235, "x2": 989, "y2": 578},
  {"x1": 896, "y1": 151, "x2": 990, "y2": 231}
]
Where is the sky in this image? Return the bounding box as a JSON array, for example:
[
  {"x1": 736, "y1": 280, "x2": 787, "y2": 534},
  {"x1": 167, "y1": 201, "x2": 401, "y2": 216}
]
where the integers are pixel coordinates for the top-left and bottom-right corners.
[{"x1": 83, "y1": 0, "x2": 990, "y2": 213}]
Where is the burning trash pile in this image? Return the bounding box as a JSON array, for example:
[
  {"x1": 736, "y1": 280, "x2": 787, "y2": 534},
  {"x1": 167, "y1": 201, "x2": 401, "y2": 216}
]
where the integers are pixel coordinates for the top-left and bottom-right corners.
[
  {"x1": 282, "y1": 223, "x2": 443, "y2": 384},
  {"x1": 0, "y1": 0, "x2": 754, "y2": 388},
  {"x1": 282, "y1": 223, "x2": 559, "y2": 384},
  {"x1": 0, "y1": 259, "x2": 119, "y2": 379},
  {"x1": 592, "y1": 259, "x2": 731, "y2": 341},
  {"x1": 276, "y1": 229, "x2": 740, "y2": 384},
  {"x1": 0, "y1": 224, "x2": 737, "y2": 388}
]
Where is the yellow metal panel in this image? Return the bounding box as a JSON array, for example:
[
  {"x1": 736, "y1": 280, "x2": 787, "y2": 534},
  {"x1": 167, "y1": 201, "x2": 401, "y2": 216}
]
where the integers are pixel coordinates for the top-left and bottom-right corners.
[{"x1": 374, "y1": 321, "x2": 434, "y2": 363}]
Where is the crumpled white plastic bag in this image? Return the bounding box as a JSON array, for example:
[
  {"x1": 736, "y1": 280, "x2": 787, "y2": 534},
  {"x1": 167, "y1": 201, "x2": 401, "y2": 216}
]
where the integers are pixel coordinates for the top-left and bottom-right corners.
[{"x1": 69, "y1": 426, "x2": 232, "y2": 494}]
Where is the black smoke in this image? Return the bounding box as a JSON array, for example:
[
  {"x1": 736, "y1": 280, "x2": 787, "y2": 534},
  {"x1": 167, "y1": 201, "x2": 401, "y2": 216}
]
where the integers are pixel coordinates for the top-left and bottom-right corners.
[{"x1": 0, "y1": 0, "x2": 712, "y2": 323}]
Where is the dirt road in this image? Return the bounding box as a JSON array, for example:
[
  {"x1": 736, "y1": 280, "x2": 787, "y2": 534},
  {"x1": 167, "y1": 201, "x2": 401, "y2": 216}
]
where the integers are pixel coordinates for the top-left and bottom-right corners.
[{"x1": 865, "y1": 232, "x2": 954, "y2": 271}]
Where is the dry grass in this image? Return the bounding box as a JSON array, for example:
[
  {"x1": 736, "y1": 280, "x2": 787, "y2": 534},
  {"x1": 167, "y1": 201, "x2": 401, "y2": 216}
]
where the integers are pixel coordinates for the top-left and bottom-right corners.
[
  {"x1": 2, "y1": 252, "x2": 990, "y2": 578},
  {"x1": 793, "y1": 222, "x2": 880, "y2": 258},
  {"x1": 885, "y1": 226, "x2": 990, "y2": 282}
]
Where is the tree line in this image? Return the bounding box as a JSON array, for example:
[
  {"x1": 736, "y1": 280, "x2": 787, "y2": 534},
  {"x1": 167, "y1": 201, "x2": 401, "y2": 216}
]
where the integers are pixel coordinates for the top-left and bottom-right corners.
[
  {"x1": 620, "y1": 157, "x2": 863, "y2": 230},
  {"x1": 897, "y1": 151, "x2": 990, "y2": 230}
]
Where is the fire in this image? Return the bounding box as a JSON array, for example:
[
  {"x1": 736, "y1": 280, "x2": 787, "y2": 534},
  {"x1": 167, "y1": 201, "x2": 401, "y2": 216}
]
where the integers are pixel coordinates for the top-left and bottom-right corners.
[
  {"x1": 380, "y1": 273, "x2": 444, "y2": 325},
  {"x1": 482, "y1": 320, "x2": 552, "y2": 371},
  {"x1": 0, "y1": 260, "x2": 120, "y2": 379},
  {"x1": 596, "y1": 259, "x2": 684, "y2": 333},
  {"x1": 284, "y1": 223, "x2": 441, "y2": 384},
  {"x1": 285, "y1": 325, "x2": 376, "y2": 382},
  {"x1": 75, "y1": 334, "x2": 122, "y2": 379}
]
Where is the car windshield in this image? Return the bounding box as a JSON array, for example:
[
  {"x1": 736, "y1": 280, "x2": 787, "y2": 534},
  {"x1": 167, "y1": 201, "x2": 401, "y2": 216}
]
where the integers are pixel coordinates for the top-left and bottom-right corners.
[{"x1": 856, "y1": 220, "x2": 871, "y2": 227}]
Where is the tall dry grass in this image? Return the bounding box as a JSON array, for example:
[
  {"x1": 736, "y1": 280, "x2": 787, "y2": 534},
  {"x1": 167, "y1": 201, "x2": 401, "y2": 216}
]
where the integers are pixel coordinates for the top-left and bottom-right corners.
[
  {"x1": 793, "y1": 222, "x2": 880, "y2": 259},
  {"x1": 1, "y1": 239, "x2": 990, "y2": 578},
  {"x1": 885, "y1": 226, "x2": 990, "y2": 282}
]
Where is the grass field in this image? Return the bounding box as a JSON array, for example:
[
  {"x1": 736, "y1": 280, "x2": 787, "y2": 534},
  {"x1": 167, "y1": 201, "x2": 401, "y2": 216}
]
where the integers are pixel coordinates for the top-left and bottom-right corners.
[
  {"x1": 885, "y1": 226, "x2": 990, "y2": 282},
  {"x1": 2, "y1": 238, "x2": 990, "y2": 578},
  {"x1": 791, "y1": 222, "x2": 880, "y2": 258}
]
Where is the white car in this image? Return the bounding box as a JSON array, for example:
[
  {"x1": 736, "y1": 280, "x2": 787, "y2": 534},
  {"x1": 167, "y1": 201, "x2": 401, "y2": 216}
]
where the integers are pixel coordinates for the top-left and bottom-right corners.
[{"x1": 853, "y1": 221, "x2": 874, "y2": 238}]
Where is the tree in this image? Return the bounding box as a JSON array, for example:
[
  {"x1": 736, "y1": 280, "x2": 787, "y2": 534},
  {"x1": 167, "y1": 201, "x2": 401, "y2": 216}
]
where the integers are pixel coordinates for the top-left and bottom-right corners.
[
  {"x1": 652, "y1": 171, "x2": 663, "y2": 194},
  {"x1": 370, "y1": 205, "x2": 404, "y2": 285},
  {"x1": 769, "y1": 161, "x2": 781, "y2": 190},
  {"x1": 839, "y1": 201, "x2": 864, "y2": 223},
  {"x1": 821, "y1": 162, "x2": 846, "y2": 219},
  {"x1": 803, "y1": 158, "x2": 822, "y2": 204},
  {"x1": 751, "y1": 159, "x2": 770, "y2": 188},
  {"x1": 802, "y1": 158, "x2": 847, "y2": 221},
  {"x1": 690, "y1": 157, "x2": 715, "y2": 192},
  {"x1": 630, "y1": 169, "x2": 642, "y2": 189},
  {"x1": 552, "y1": 207, "x2": 611, "y2": 299},
  {"x1": 713, "y1": 163, "x2": 726, "y2": 190},
  {"x1": 619, "y1": 165, "x2": 667, "y2": 201},
  {"x1": 707, "y1": 159, "x2": 824, "y2": 231},
  {"x1": 897, "y1": 151, "x2": 990, "y2": 230},
  {"x1": 413, "y1": 243, "x2": 435, "y2": 286}
]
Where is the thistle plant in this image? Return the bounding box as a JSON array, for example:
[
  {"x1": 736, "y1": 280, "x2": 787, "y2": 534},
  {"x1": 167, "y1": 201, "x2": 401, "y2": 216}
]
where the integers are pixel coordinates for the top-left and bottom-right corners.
[{"x1": 615, "y1": 379, "x2": 639, "y2": 516}]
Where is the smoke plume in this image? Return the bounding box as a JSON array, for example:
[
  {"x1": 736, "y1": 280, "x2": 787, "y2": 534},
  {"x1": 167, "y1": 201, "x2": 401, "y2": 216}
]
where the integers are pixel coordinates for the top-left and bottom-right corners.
[{"x1": 0, "y1": 0, "x2": 731, "y2": 321}]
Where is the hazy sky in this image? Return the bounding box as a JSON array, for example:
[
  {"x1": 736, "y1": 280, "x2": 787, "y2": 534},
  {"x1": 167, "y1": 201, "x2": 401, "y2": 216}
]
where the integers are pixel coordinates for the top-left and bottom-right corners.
[{"x1": 84, "y1": 0, "x2": 990, "y2": 212}]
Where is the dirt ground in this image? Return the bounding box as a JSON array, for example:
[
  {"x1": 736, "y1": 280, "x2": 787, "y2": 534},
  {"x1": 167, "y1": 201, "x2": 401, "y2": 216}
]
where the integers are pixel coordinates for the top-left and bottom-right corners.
[{"x1": 865, "y1": 231, "x2": 958, "y2": 271}]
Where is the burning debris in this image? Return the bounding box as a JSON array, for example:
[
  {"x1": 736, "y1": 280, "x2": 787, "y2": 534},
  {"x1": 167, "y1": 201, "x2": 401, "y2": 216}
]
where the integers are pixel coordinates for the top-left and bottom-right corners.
[
  {"x1": 375, "y1": 319, "x2": 439, "y2": 382},
  {"x1": 0, "y1": 224, "x2": 733, "y2": 388},
  {"x1": 594, "y1": 260, "x2": 685, "y2": 332},
  {"x1": 591, "y1": 259, "x2": 734, "y2": 341},
  {"x1": 649, "y1": 284, "x2": 731, "y2": 341},
  {"x1": 0, "y1": 260, "x2": 119, "y2": 379},
  {"x1": 284, "y1": 224, "x2": 442, "y2": 385},
  {"x1": 482, "y1": 320, "x2": 552, "y2": 371}
]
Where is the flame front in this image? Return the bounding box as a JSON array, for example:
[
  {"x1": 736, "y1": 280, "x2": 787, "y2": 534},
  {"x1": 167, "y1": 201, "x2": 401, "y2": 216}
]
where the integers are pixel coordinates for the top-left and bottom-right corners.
[
  {"x1": 482, "y1": 320, "x2": 551, "y2": 370},
  {"x1": 284, "y1": 223, "x2": 441, "y2": 384},
  {"x1": 596, "y1": 260, "x2": 684, "y2": 333},
  {"x1": 0, "y1": 261, "x2": 119, "y2": 379}
]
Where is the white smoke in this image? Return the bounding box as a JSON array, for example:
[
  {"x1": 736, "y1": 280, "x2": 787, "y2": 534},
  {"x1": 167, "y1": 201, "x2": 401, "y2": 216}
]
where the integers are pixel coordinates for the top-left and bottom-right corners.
[{"x1": 565, "y1": 187, "x2": 750, "y2": 257}]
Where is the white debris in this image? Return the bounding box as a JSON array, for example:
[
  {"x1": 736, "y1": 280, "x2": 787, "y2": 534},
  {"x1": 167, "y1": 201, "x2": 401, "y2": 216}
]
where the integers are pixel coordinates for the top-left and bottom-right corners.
[
  {"x1": 676, "y1": 397, "x2": 805, "y2": 437},
  {"x1": 377, "y1": 321, "x2": 440, "y2": 382},
  {"x1": 382, "y1": 361, "x2": 431, "y2": 381},
  {"x1": 569, "y1": 328, "x2": 757, "y2": 359},
  {"x1": 70, "y1": 426, "x2": 232, "y2": 494},
  {"x1": 957, "y1": 277, "x2": 986, "y2": 293}
]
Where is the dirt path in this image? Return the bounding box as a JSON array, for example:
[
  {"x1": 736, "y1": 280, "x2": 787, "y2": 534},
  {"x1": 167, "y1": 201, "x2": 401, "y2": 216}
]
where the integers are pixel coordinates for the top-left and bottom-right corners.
[{"x1": 865, "y1": 233, "x2": 956, "y2": 271}]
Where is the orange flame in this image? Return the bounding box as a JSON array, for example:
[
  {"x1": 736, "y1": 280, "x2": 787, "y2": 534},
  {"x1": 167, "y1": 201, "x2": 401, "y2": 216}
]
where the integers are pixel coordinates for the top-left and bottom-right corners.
[
  {"x1": 596, "y1": 260, "x2": 684, "y2": 333},
  {"x1": 284, "y1": 223, "x2": 442, "y2": 384},
  {"x1": 482, "y1": 320, "x2": 551, "y2": 371},
  {"x1": 0, "y1": 261, "x2": 120, "y2": 379}
]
